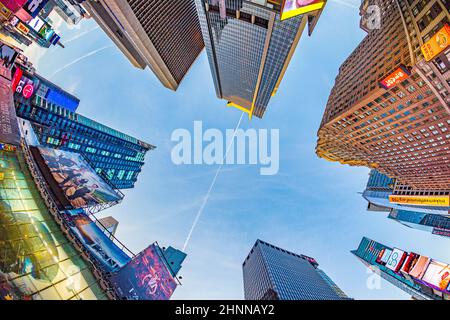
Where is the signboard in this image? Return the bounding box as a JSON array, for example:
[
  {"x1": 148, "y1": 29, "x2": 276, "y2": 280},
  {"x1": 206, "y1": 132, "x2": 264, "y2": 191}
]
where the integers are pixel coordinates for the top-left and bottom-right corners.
[
  {"x1": 16, "y1": 21, "x2": 29, "y2": 34},
  {"x1": 376, "y1": 248, "x2": 392, "y2": 266},
  {"x1": 408, "y1": 255, "x2": 430, "y2": 280},
  {"x1": 22, "y1": 0, "x2": 50, "y2": 18},
  {"x1": 379, "y1": 65, "x2": 411, "y2": 90},
  {"x1": 27, "y1": 15, "x2": 44, "y2": 32},
  {"x1": 421, "y1": 24, "x2": 450, "y2": 62},
  {"x1": 38, "y1": 23, "x2": 54, "y2": 41},
  {"x1": 432, "y1": 228, "x2": 450, "y2": 238},
  {"x1": 110, "y1": 244, "x2": 177, "y2": 300},
  {"x1": 421, "y1": 260, "x2": 450, "y2": 293},
  {"x1": 389, "y1": 195, "x2": 450, "y2": 207},
  {"x1": 64, "y1": 209, "x2": 131, "y2": 272},
  {"x1": 0, "y1": 0, "x2": 27, "y2": 12},
  {"x1": 10, "y1": 66, "x2": 22, "y2": 91},
  {"x1": 14, "y1": 72, "x2": 35, "y2": 99},
  {"x1": 280, "y1": 0, "x2": 325, "y2": 21},
  {"x1": 37, "y1": 147, "x2": 122, "y2": 208},
  {"x1": 385, "y1": 248, "x2": 407, "y2": 272},
  {"x1": 0, "y1": 2, "x2": 11, "y2": 19},
  {"x1": 0, "y1": 42, "x2": 18, "y2": 70},
  {"x1": 0, "y1": 75, "x2": 20, "y2": 145},
  {"x1": 0, "y1": 142, "x2": 17, "y2": 151}
]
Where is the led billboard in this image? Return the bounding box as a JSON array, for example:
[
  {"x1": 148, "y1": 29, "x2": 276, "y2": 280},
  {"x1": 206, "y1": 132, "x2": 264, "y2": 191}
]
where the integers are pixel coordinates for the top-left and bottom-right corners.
[
  {"x1": 110, "y1": 244, "x2": 177, "y2": 300},
  {"x1": 421, "y1": 24, "x2": 450, "y2": 62},
  {"x1": 0, "y1": 74, "x2": 20, "y2": 146},
  {"x1": 379, "y1": 65, "x2": 411, "y2": 90},
  {"x1": 385, "y1": 248, "x2": 407, "y2": 273},
  {"x1": 28, "y1": 16, "x2": 45, "y2": 32},
  {"x1": 376, "y1": 248, "x2": 392, "y2": 266},
  {"x1": 421, "y1": 260, "x2": 450, "y2": 293},
  {"x1": 280, "y1": 0, "x2": 325, "y2": 21},
  {"x1": 64, "y1": 209, "x2": 130, "y2": 272},
  {"x1": 0, "y1": 0, "x2": 26, "y2": 12},
  {"x1": 22, "y1": 0, "x2": 50, "y2": 18},
  {"x1": 389, "y1": 195, "x2": 449, "y2": 207},
  {"x1": 408, "y1": 255, "x2": 430, "y2": 280},
  {"x1": 36, "y1": 147, "x2": 122, "y2": 208}
]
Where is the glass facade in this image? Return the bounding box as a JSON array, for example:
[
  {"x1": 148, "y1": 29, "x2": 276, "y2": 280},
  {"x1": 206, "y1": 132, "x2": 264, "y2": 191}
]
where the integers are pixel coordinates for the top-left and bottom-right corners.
[
  {"x1": 243, "y1": 240, "x2": 348, "y2": 300},
  {"x1": 14, "y1": 94, "x2": 154, "y2": 189},
  {"x1": 352, "y1": 237, "x2": 446, "y2": 300},
  {"x1": 194, "y1": 0, "x2": 306, "y2": 118},
  {"x1": 0, "y1": 149, "x2": 107, "y2": 300}
]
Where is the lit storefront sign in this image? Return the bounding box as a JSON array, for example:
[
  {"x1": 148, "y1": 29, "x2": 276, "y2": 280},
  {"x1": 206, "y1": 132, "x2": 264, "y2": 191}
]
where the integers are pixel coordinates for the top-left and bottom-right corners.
[
  {"x1": 280, "y1": 0, "x2": 326, "y2": 21},
  {"x1": 421, "y1": 24, "x2": 450, "y2": 62},
  {"x1": 389, "y1": 195, "x2": 450, "y2": 207},
  {"x1": 379, "y1": 64, "x2": 411, "y2": 90}
]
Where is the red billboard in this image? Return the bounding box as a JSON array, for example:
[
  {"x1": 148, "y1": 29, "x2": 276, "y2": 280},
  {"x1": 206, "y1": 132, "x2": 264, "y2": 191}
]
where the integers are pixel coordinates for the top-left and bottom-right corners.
[{"x1": 379, "y1": 65, "x2": 411, "y2": 90}]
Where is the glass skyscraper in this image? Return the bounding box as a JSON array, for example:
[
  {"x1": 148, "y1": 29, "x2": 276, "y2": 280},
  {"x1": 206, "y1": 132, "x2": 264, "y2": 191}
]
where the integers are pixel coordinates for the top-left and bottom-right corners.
[
  {"x1": 14, "y1": 92, "x2": 155, "y2": 190},
  {"x1": 242, "y1": 239, "x2": 349, "y2": 300},
  {"x1": 352, "y1": 237, "x2": 449, "y2": 300},
  {"x1": 194, "y1": 0, "x2": 324, "y2": 119}
]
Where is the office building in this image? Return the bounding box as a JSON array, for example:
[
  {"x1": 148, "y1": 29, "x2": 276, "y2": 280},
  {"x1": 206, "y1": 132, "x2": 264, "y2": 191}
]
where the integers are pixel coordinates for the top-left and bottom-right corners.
[
  {"x1": 242, "y1": 239, "x2": 349, "y2": 300},
  {"x1": 316, "y1": 0, "x2": 450, "y2": 194},
  {"x1": 363, "y1": 170, "x2": 449, "y2": 237},
  {"x1": 194, "y1": 0, "x2": 325, "y2": 119},
  {"x1": 82, "y1": 0, "x2": 204, "y2": 90},
  {"x1": 13, "y1": 70, "x2": 155, "y2": 189},
  {"x1": 352, "y1": 237, "x2": 450, "y2": 300}
]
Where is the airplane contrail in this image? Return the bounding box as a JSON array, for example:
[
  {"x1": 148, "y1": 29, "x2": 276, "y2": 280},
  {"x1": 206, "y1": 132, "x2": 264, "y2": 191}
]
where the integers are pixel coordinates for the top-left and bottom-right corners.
[
  {"x1": 64, "y1": 26, "x2": 100, "y2": 45},
  {"x1": 48, "y1": 45, "x2": 113, "y2": 79},
  {"x1": 182, "y1": 112, "x2": 245, "y2": 252}
]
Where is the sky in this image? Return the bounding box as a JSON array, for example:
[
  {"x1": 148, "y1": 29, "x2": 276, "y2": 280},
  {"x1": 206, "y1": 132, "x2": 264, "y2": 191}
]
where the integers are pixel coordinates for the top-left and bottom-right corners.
[{"x1": 23, "y1": 0, "x2": 450, "y2": 300}]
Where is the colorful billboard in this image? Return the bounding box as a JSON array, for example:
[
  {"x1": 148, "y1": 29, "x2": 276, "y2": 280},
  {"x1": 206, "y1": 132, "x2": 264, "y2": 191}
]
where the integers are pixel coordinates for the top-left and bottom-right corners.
[
  {"x1": 0, "y1": 0, "x2": 27, "y2": 12},
  {"x1": 421, "y1": 24, "x2": 450, "y2": 62},
  {"x1": 408, "y1": 255, "x2": 431, "y2": 280},
  {"x1": 376, "y1": 248, "x2": 392, "y2": 266},
  {"x1": 0, "y1": 74, "x2": 20, "y2": 146},
  {"x1": 432, "y1": 228, "x2": 450, "y2": 238},
  {"x1": 110, "y1": 244, "x2": 177, "y2": 300},
  {"x1": 37, "y1": 147, "x2": 122, "y2": 208},
  {"x1": 389, "y1": 195, "x2": 450, "y2": 207},
  {"x1": 63, "y1": 209, "x2": 130, "y2": 272},
  {"x1": 280, "y1": 0, "x2": 325, "y2": 21},
  {"x1": 379, "y1": 65, "x2": 411, "y2": 90},
  {"x1": 421, "y1": 260, "x2": 450, "y2": 293},
  {"x1": 27, "y1": 15, "x2": 44, "y2": 32},
  {"x1": 385, "y1": 248, "x2": 407, "y2": 273},
  {"x1": 0, "y1": 2, "x2": 12, "y2": 19},
  {"x1": 0, "y1": 42, "x2": 18, "y2": 70},
  {"x1": 22, "y1": 0, "x2": 50, "y2": 18}
]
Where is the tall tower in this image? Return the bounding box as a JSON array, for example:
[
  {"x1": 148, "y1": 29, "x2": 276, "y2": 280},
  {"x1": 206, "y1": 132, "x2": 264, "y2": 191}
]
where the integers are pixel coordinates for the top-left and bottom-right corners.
[
  {"x1": 316, "y1": 0, "x2": 450, "y2": 195},
  {"x1": 242, "y1": 239, "x2": 349, "y2": 300},
  {"x1": 83, "y1": 0, "x2": 205, "y2": 90},
  {"x1": 194, "y1": 0, "x2": 325, "y2": 119}
]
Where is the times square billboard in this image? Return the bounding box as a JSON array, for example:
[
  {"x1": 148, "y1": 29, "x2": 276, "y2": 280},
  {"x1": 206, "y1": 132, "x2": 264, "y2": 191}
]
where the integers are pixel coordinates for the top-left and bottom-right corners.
[{"x1": 110, "y1": 244, "x2": 177, "y2": 300}]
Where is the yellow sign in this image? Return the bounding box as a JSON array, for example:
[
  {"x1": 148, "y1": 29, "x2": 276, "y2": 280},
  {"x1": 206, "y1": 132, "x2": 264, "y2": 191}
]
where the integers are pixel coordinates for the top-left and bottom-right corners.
[
  {"x1": 389, "y1": 195, "x2": 450, "y2": 207},
  {"x1": 280, "y1": 0, "x2": 326, "y2": 21},
  {"x1": 421, "y1": 24, "x2": 450, "y2": 62},
  {"x1": 0, "y1": 3, "x2": 11, "y2": 20},
  {"x1": 16, "y1": 22, "x2": 30, "y2": 35}
]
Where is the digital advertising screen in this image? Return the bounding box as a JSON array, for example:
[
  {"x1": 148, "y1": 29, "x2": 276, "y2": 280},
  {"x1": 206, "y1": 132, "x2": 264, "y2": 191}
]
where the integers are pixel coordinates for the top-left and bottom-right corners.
[
  {"x1": 421, "y1": 260, "x2": 450, "y2": 293},
  {"x1": 280, "y1": 0, "x2": 325, "y2": 21},
  {"x1": 28, "y1": 16, "x2": 45, "y2": 32},
  {"x1": 22, "y1": 0, "x2": 50, "y2": 18},
  {"x1": 37, "y1": 147, "x2": 122, "y2": 208},
  {"x1": 63, "y1": 209, "x2": 131, "y2": 272},
  {"x1": 385, "y1": 248, "x2": 407, "y2": 273},
  {"x1": 408, "y1": 255, "x2": 431, "y2": 280},
  {"x1": 110, "y1": 244, "x2": 177, "y2": 300}
]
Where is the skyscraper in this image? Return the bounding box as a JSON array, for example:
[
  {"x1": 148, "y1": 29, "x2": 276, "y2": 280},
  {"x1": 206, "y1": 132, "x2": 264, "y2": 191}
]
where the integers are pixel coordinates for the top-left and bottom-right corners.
[
  {"x1": 82, "y1": 0, "x2": 205, "y2": 90},
  {"x1": 13, "y1": 71, "x2": 155, "y2": 189},
  {"x1": 352, "y1": 237, "x2": 450, "y2": 300},
  {"x1": 362, "y1": 170, "x2": 450, "y2": 237},
  {"x1": 242, "y1": 239, "x2": 349, "y2": 300},
  {"x1": 316, "y1": 0, "x2": 450, "y2": 195},
  {"x1": 194, "y1": 0, "x2": 325, "y2": 119}
]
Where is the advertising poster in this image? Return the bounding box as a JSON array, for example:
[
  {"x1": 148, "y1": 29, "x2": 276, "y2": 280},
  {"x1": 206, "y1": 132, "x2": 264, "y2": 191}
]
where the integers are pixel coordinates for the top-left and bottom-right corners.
[
  {"x1": 421, "y1": 24, "x2": 450, "y2": 61},
  {"x1": 385, "y1": 248, "x2": 407, "y2": 273},
  {"x1": 27, "y1": 16, "x2": 44, "y2": 32},
  {"x1": 280, "y1": 0, "x2": 325, "y2": 21},
  {"x1": 0, "y1": 0, "x2": 26, "y2": 12},
  {"x1": 110, "y1": 244, "x2": 177, "y2": 300},
  {"x1": 0, "y1": 74, "x2": 20, "y2": 146},
  {"x1": 408, "y1": 255, "x2": 431, "y2": 280},
  {"x1": 379, "y1": 65, "x2": 411, "y2": 90},
  {"x1": 37, "y1": 147, "x2": 122, "y2": 208},
  {"x1": 421, "y1": 260, "x2": 450, "y2": 293},
  {"x1": 64, "y1": 209, "x2": 131, "y2": 272},
  {"x1": 22, "y1": 0, "x2": 50, "y2": 18}
]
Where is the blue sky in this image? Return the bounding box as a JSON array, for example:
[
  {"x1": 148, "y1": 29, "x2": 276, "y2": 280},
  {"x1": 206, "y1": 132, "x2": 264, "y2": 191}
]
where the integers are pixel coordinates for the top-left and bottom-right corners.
[{"x1": 24, "y1": 0, "x2": 450, "y2": 300}]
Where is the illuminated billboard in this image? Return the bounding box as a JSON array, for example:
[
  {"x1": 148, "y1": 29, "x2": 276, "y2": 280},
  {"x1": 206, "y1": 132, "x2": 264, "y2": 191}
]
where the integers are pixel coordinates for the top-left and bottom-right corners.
[
  {"x1": 389, "y1": 195, "x2": 449, "y2": 207},
  {"x1": 376, "y1": 248, "x2": 392, "y2": 266},
  {"x1": 408, "y1": 255, "x2": 430, "y2": 280},
  {"x1": 0, "y1": 0, "x2": 26, "y2": 12},
  {"x1": 110, "y1": 244, "x2": 177, "y2": 300},
  {"x1": 421, "y1": 24, "x2": 450, "y2": 62},
  {"x1": 379, "y1": 65, "x2": 411, "y2": 90},
  {"x1": 421, "y1": 260, "x2": 450, "y2": 293},
  {"x1": 28, "y1": 16, "x2": 45, "y2": 32},
  {"x1": 36, "y1": 147, "x2": 122, "y2": 208},
  {"x1": 385, "y1": 248, "x2": 407, "y2": 273},
  {"x1": 22, "y1": 0, "x2": 50, "y2": 18},
  {"x1": 280, "y1": 0, "x2": 325, "y2": 21},
  {"x1": 64, "y1": 209, "x2": 130, "y2": 272}
]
